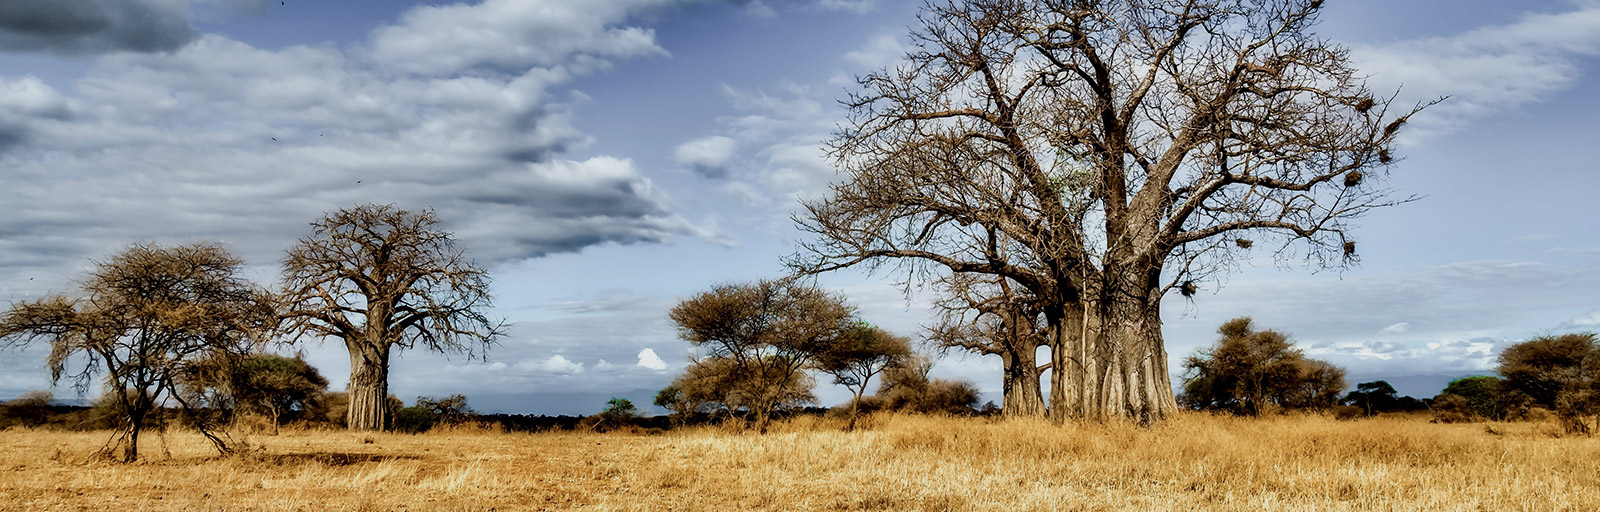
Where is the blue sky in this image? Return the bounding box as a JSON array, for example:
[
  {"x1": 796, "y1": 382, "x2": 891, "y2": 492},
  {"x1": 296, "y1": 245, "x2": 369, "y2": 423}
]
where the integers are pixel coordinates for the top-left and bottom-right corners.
[{"x1": 1, "y1": 0, "x2": 1598, "y2": 414}]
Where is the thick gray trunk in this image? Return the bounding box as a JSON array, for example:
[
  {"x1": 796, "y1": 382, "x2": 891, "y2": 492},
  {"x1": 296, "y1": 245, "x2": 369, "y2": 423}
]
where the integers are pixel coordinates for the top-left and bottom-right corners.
[
  {"x1": 1046, "y1": 283, "x2": 1178, "y2": 424},
  {"x1": 346, "y1": 342, "x2": 391, "y2": 431},
  {"x1": 1000, "y1": 349, "x2": 1046, "y2": 418}
]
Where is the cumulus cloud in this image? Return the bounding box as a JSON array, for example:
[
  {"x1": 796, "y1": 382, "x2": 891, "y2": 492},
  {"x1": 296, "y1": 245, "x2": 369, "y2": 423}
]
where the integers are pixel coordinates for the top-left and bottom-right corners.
[
  {"x1": 1353, "y1": 4, "x2": 1600, "y2": 138},
  {"x1": 636, "y1": 348, "x2": 668, "y2": 370},
  {"x1": 0, "y1": 0, "x2": 729, "y2": 299},
  {"x1": 673, "y1": 135, "x2": 739, "y2": 178},
  {"x1": 0, "y1": 0, "x2": 197, "y2": 56},
  {"x1": 530, "y1": 354, "x2": 586, "y2": 374}
]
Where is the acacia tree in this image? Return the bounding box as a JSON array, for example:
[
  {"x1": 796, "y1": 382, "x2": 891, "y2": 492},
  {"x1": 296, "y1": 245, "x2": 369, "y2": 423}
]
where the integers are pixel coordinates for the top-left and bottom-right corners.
[
  {"x1": 1498, "y1": 333, "x2": 1599, "y2": 433},
  {"x1": 1180, "y1": 317, "x2": 1344, "y2": 415},
  {"x1": 0, "y1": 243, "x2": 273, "y2": 461},
  {"x1": 794, "y1": 0, "x2": 1426, "y2": 423},
  {"x1": 816, "y1": 323, "x2": 912, "y2": 430},
  {"x1": 281, "y1": 204, "x2": 505, "y2": 431},
  {"x1": 668, "y1": 279, "x2": 853, "y2": 433},
  {"x1": 927, "y1": 273, "x2": 1048, "y2": 417},
  {"x1": 231, "y1": 354, "x2": 329, "y2": 433}
]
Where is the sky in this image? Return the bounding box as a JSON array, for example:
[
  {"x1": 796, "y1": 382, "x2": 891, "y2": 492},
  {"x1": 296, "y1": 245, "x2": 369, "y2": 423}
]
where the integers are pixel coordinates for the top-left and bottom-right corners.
[{"x1": 1, "y1": 0, "x2": 1598, "y2": 415}]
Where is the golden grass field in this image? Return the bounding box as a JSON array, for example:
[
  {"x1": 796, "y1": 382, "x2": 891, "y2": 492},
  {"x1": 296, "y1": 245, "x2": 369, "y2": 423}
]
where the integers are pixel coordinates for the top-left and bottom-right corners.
[{"x1": 2, "y1": 412, "x2": 1598, "y2": 511}]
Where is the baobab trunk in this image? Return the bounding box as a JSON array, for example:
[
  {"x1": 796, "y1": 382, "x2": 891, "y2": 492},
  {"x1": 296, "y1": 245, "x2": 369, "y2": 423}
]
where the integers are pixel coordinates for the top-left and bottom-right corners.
[
  {"x1": 346, "y1": 342, "x2": 391, "y2": 431},
  {"x1": 1047, "y1": 284, "x2": 1178, "y2": 424},
  {"x1": 1000, "y1": 349, "x2": 1046, "y2": 417}
]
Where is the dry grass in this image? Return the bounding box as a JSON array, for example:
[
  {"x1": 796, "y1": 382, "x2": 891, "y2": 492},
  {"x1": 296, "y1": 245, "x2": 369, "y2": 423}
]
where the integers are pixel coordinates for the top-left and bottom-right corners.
[{"x1": 2, "y1": 412, "x2": 1597, "y2": 511}]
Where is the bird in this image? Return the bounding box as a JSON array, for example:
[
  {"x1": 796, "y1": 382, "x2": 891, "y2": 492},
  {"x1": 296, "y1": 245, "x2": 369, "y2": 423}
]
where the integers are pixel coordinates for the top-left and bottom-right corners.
[
  {"x1": 356, "y1": 180, "x2": 362, "y2": 184},
  {"x1": 271, "y1": 137, "x2": 277, "y2": 141}
]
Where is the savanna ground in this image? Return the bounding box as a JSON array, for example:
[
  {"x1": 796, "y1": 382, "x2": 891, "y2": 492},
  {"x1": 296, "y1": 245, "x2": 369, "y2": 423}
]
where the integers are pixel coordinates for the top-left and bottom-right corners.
[{"x1": 1, "y1": 413, "x2": 1596, "y2": 511}]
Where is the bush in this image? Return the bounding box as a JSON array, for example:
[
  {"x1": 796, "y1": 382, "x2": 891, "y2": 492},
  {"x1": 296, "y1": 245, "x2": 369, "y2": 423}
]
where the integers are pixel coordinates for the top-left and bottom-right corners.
[{"x1": 394, "y1": 405, "x2": 439, "y2": 433}]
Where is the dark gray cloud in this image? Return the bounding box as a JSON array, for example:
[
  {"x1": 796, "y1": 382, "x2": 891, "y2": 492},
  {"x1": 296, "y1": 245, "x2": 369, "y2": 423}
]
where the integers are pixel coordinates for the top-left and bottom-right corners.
[
  {"x1": 0, "y1": 0, "x2": 730, "y2": 300},
  {"x1": 0, "y1": 0, "x2": 197, "y2": 55}
]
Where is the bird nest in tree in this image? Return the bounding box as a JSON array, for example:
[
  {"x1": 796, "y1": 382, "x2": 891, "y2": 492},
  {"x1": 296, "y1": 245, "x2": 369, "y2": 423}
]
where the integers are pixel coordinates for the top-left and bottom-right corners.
[
  {"x1": 1235, "y1": 238, "x2": 1253, "y2": 249},
  {"x1": 1344, "y1": 170, "x2": 1363, "y2": 187},
  {"x1": 1378, "y1": 150, "x2": 1392, "y2": 164},
  {"x1": 1355, "y1": 97, "x2": 1374, "y2": 113},
  {"x1": 1344, "y1": 241, "x2": 1357, "y2": 256},
  {"x1": 1180, "y1": 281, "x2": 1198, "y2": 297}
]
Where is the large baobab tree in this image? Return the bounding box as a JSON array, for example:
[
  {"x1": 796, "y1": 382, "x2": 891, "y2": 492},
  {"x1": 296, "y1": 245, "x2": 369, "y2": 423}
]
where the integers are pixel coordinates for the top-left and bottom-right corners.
[
  {"x1": 0, "y1": 243, "x2": 273, "y2": 461},
  {"x1": 281, "y1": 204, "x2": 505, "y2": 431},
  {"x1": 794, "y1": 0, "x2": 1428, "y2": 423}
]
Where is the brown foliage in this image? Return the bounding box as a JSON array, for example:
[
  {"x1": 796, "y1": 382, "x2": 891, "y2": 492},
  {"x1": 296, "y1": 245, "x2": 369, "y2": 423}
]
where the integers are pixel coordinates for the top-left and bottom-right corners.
[{"x1": 1497, "y1": 333, "x2": 1600, "y2": 434}]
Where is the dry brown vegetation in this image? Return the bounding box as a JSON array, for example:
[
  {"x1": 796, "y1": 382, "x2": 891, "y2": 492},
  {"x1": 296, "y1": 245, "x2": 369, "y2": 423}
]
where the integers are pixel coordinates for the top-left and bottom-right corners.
[{"x1": 2, "y1": 412, "x2": 1597, "y2": 511}]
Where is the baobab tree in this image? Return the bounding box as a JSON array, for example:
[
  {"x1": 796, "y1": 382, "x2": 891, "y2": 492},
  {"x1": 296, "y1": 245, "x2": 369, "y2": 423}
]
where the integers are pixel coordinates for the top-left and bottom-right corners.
[
  {"x1": 281, "y1": 204, "x2": 505, "y2": 431},
  {"x1": 793, "y1": 0, "x2": 1428, "y2": 423},
  {"x1": 0, "y1": 243, "x2": 272, "y2": 461},
  {"x1": 927, "y1": 273, "x2": 1048, "y2": 417}
]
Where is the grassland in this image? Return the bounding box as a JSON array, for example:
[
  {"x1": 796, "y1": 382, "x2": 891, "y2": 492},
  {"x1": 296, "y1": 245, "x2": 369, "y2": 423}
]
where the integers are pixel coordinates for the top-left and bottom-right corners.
[{"x1": 2, "y1": 412, "x2": 1597, "y2": 511}]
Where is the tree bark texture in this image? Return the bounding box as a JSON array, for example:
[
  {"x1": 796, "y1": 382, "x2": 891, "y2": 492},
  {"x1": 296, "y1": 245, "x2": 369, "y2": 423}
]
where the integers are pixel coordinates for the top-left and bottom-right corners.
[
  {"x1": 1000, "y1": 349, "x2": 1046, "y2": 418},
  {"x1": 346, "y1": 341, "x2": 391, "y2": 431}
]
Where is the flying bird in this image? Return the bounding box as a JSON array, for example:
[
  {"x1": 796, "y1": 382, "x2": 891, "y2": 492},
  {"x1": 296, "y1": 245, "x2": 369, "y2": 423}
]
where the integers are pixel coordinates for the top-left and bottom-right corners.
[{"x1": 271, "y1": 137, "x2": 277, "y2": 141}]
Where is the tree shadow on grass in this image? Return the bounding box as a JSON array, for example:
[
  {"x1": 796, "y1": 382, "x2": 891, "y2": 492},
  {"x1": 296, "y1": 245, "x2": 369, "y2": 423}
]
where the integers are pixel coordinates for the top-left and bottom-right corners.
[{"x1": 238, "y1": 452, "x2": 423, "y2": 467}]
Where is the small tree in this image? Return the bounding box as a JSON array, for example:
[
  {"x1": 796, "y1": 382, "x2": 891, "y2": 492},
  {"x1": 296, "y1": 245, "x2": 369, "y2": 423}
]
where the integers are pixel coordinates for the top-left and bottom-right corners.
[
  {"x1": 600, "y1": 398, "x2": 639, "y2": 423},
  {"x1": 1434, "y1": 376, "x2": 1521, "y2": 422},
  {"x1": 1497, "y1": 333, "x2": 1599, "y2": 432},
  {"x1": 1181, "y1": 317, "x2": 1346, "y2": 415},
  {"x1": 0, "y1": 243, "x2": 272, "y2": 461},
  {"x1": 280, "y1": 204, "x2": 506, "y2": 431},
  {"x1": 816, "y1": 323, "x2": 912, "y2": 430},
  {"x1": 668, "y1": 279, "x2": 853, "y2": 433},
  {"x1": 186, "y1": 353, "x2": 330, "y2": 434},
  {"x1": 416, "y1": 394, "x2": 475, "y2": 425},
  {"x1": 1344, "y1": 380, "x2": 1400, "y2": 416}
]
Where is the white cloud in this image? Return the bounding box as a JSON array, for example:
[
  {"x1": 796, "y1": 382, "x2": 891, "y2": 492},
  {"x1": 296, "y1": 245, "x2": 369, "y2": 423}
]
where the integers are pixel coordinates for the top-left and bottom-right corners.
[
  {"x1": 533, "y1": 355, "x2": 585, "y2": 374},
  {"x1": 636, "y1": 348, "x2": 668, "y2": 370},
  {"x1": 364, "y1": 0, "x2": 670, "y2": 77},
  {"x1": 1567, "y1": 309, "x2": 1600, "y2": 328},
  {"x1": 843, "y1": 33, "x2": 905, "y2": 70},
  {"x1": 1353, "y1": 4, "x2": 1600, "y2": 138},
  {"x1": 1379, "y1": 322, "x2": 1411, "y2": 335},
  {"x1": 672, "y1": 135, "x2": 738, "y2": 178}
]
